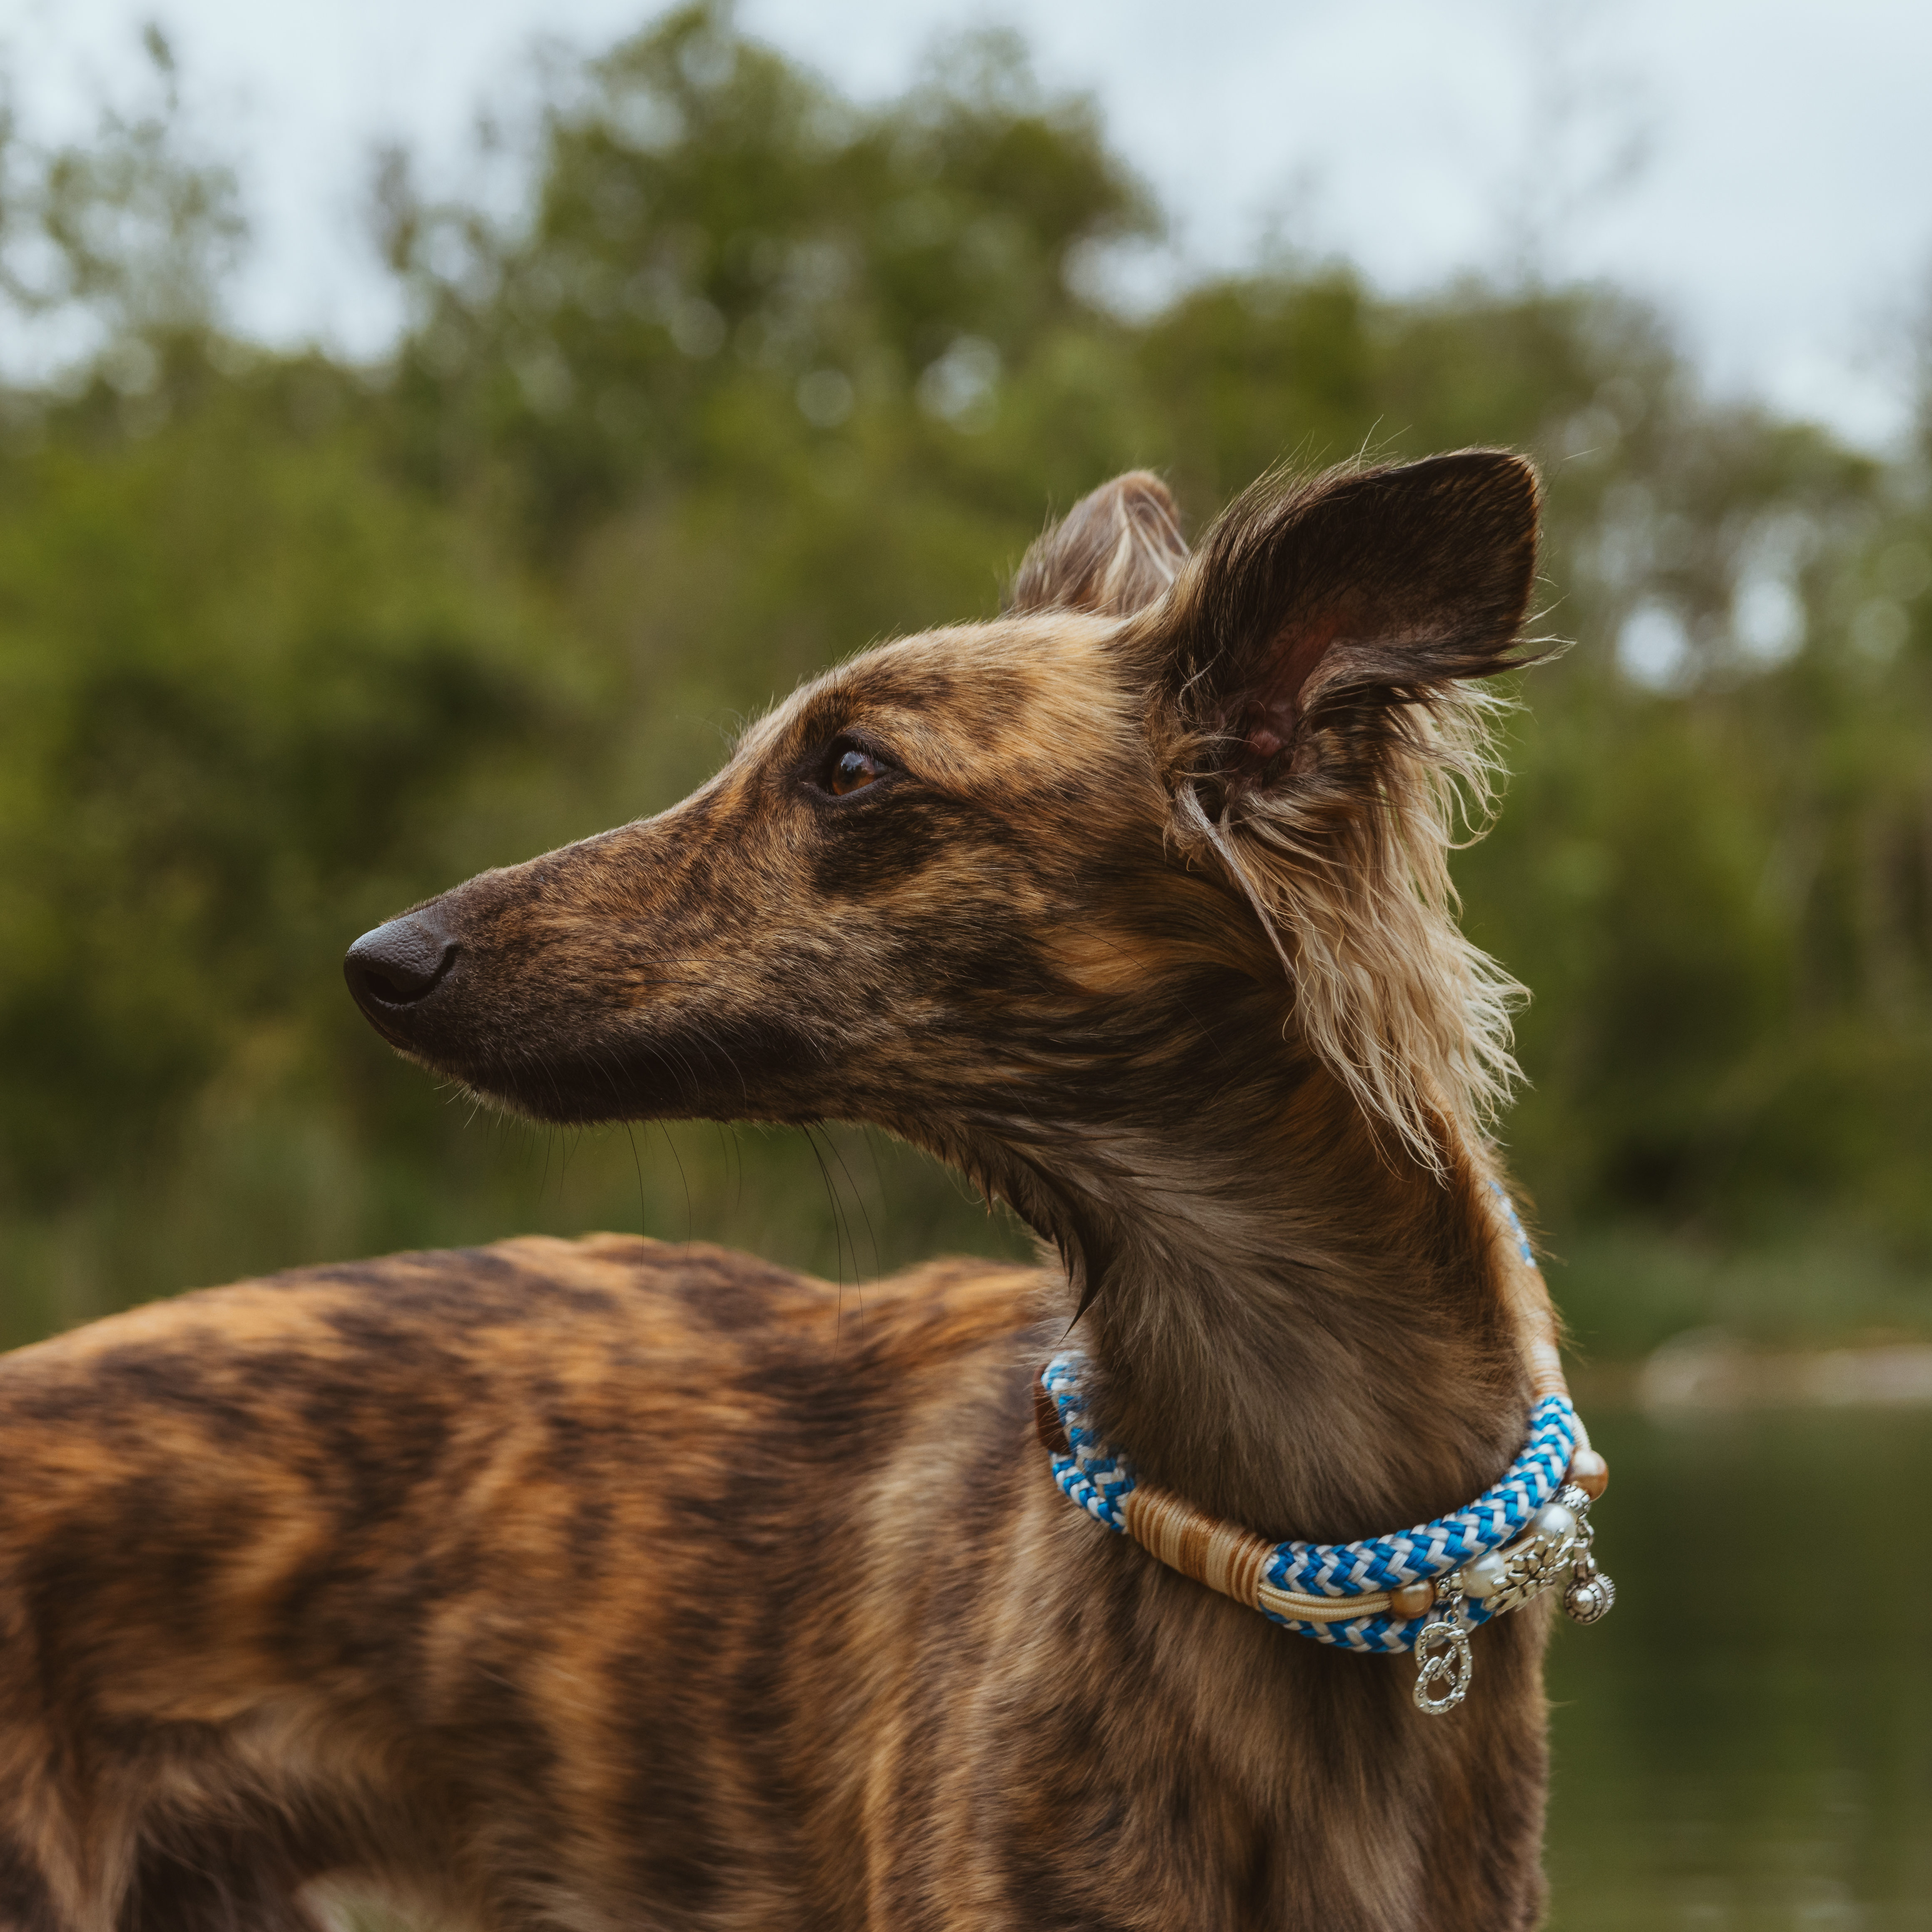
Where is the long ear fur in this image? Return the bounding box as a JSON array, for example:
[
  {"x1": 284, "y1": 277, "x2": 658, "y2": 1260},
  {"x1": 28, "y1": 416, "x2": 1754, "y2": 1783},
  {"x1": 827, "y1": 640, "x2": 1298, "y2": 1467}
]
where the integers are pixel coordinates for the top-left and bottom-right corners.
[
  {"x1": 1133, "y1": 451, "x2": 1550, "y2": 1172},
  {"x1": 1009, "y1": 471, "x2": 1189, "y2": 618}
]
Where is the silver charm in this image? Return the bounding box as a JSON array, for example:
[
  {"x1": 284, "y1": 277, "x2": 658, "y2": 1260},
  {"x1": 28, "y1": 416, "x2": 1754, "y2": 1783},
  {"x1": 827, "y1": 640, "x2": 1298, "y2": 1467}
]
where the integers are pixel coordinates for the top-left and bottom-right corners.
[
  {"x1": 1560, "y1": 1494, "x2": 1616, "y2": 1623},
  {"x1": 1413, "y1": 1586, "x2": 1473, "y2": 1715},
  {"x1": 1456, "y1": 1481, "x2": 1611, "y2": 1619},
  {"x1": 1409, "y1": 1460, "x2": 1614, "y2": 1712},
  {"x1": 1563, "y1": 1551, "x2": 1616, "y2": 1624},
  {"x1": 1460, "y1": 1521, "x2": 1583, "y2": 1615}
]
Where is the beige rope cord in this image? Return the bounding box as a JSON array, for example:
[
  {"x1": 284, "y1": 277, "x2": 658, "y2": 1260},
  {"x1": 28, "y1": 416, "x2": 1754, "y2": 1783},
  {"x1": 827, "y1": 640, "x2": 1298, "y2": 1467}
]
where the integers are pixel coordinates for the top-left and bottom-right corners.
[
  {"x1": 1120, "y1": 1484, "x2": 1412, "y2": 1622},
  {"x1": 1488, "y1": 1179, "x2": 1604, "y2": 1483}
]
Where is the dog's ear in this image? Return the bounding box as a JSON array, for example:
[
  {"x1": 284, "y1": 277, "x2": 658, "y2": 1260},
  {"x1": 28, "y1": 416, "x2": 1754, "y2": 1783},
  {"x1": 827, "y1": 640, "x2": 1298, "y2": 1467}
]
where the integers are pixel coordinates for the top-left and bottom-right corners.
[
  {"x1": 1133, "y1": 451, "x2": 1544, "y2": 1174},
  {"x1": 1145, "y1": 451, "x2": 1540, "y2": 790},
  {"x1": 1009, "y1": 471, "x2": 1189, "y2": 619}
]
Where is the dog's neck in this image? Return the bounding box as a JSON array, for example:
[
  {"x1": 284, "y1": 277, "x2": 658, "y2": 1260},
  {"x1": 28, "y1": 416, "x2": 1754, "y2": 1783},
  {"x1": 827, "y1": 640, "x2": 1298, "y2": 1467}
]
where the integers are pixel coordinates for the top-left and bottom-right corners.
[{"x1": 991, "y1": 1063, "x2": 1531, "y2": 1544}]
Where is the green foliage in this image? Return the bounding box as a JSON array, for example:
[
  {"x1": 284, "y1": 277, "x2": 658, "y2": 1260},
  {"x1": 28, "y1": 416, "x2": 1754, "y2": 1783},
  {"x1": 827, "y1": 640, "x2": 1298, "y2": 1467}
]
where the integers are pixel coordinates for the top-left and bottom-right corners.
[
  {"x1": 0, "y1": 353, "x2": 600, "y2": 1197},
  {"x1": 2, "y1": 5, "x2": 1930, "y2": 1352},
  {"x1": 378, "y1": 7, "x2": 1156, "y2": 553}
]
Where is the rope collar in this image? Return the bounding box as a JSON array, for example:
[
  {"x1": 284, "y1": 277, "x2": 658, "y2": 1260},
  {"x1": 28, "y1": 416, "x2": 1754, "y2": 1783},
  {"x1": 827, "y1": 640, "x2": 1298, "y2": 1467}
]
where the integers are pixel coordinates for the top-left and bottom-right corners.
[{"x1": 1033, "y1": 1188, "x2": 1614, "y2": 1715}]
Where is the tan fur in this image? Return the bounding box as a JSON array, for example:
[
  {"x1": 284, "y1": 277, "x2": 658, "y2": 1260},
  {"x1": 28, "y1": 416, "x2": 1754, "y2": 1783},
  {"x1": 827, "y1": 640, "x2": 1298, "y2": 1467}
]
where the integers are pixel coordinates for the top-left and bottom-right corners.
[
  {"x1": 0, "y1": 455, "x2": 1562, "y2": 1930},
  {"x1": 1140, "y1": 460, "x2": 1548, "y2": 1173}
]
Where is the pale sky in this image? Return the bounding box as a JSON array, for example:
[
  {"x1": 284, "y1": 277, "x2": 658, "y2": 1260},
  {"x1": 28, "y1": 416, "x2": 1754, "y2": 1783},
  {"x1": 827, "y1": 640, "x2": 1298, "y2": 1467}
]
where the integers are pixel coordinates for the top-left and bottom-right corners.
[{"x1": 8, "y1": 0, "x2": 1931, "y2": 450}]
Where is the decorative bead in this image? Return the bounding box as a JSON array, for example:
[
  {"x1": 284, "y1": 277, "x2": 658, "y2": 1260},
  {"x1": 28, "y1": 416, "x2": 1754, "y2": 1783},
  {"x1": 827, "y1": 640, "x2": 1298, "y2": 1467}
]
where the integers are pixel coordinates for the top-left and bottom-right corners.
[
  {"x1": 1526, "y1": 1501, "x2": 1578, "y2": 1544},
  {"x1": 1566, "y1": 1451, "x2": 1609, "y2": 1500},
  {"x1": 1390, "y1": 1581, "x2": 1435, "y2": 1618},
  {"x1": 1563, "y1": 1572, "x2": 1616, "y2": 1623},
  {"x1": 1461, "y1": 1550, "x2": 1511, "y2": 1600},
  {"x1": 1571, "y1": 1552, "x2": 1598, "y2": 1582}
]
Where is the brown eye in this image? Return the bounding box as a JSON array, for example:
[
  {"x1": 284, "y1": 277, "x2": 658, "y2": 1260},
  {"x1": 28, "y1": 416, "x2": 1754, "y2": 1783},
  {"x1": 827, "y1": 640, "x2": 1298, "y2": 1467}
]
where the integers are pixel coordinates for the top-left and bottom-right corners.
[{"x1": 825, "y1": 742, "x2": 884, "y2": 796}]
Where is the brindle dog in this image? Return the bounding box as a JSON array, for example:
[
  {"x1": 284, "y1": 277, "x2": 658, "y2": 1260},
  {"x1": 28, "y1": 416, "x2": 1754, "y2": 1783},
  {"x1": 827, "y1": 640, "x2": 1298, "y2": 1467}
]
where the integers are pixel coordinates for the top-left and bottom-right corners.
[{"x1": 0, "y1": 453, "x2": 1562, "y2": 1930}]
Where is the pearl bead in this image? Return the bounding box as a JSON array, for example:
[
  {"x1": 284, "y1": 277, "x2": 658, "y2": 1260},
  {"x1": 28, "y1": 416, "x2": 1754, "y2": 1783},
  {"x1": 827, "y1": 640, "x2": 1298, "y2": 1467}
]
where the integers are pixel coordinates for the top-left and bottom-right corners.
[
  {"x1": 1462, "y1": 1550, "x2": 1510, "y2": 1600},
  {"x1": 1528, "y1": 1501, "x2": 1578, "y2": 1544},
  {"x1": 1389, "y1": 1581, "x2": 1435, "y2": 1618},
  {"x1": 1567, "y1": 1450, "x2": 1609, "y2": 1499}
]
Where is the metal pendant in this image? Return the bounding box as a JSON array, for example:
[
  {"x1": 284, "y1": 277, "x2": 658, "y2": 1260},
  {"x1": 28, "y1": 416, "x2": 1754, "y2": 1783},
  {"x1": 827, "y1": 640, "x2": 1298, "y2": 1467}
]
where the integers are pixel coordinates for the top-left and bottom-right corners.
[
  {"x1": 1562, "y1": 1550, "x2": 1617, "y2": 1624},
  {"x1": 1413, "y1": 1590, "x2": 1473, "y2": 1715},
  {"x1": 1416, "y1": 1480, "x2": 1616, "y2": 1713}
]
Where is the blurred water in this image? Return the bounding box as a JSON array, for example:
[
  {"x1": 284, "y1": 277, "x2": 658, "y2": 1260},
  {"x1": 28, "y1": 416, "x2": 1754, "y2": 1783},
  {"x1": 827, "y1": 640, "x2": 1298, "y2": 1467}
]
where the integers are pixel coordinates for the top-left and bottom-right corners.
[{"x1": 1543, "y1": 1406, "x2": 1932, "y2": 1929}]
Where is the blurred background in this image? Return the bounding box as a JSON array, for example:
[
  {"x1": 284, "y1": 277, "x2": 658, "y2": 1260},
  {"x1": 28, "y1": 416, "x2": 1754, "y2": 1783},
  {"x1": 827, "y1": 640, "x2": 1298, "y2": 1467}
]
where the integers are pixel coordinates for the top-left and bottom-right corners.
[{"x1": 2, "y1": 2, "x2": 1928, "y2": 1924}]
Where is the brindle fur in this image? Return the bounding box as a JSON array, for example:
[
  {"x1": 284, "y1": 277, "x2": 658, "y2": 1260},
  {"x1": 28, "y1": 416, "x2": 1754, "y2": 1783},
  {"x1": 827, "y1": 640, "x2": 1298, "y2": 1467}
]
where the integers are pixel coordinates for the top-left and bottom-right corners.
[{"x1": 0, "y1": 453, "x2": 1562, "y2": 1930}]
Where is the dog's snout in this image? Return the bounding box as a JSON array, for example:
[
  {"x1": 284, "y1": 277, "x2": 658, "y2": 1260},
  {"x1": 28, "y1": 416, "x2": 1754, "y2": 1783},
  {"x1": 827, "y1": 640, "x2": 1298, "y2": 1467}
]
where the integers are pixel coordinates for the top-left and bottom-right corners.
[{"x1": 344, "y1": 916, "x2": 456, "y2": 1013}]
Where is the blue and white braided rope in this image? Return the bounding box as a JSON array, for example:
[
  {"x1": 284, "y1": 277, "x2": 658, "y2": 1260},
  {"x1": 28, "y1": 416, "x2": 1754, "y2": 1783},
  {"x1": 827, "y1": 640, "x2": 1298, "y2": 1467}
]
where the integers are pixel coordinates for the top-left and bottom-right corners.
[
  {"x1": 1039, "y1": 1352, "x2": 1580, "y2": 1656},
  {"x1": 1491, "y1": 1180, "x2": 1538, "y2": 1270},
  {"x1": 1039, "y1": 1352, "x2": 1140, "y2": 1529}
]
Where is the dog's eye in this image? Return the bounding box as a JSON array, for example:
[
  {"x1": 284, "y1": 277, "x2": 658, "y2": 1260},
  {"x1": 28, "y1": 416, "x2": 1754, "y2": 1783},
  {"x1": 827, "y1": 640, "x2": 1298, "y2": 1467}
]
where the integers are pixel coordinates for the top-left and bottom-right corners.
[{"x1": 823, "y1": 740, "x2": 885, "y2": 797}]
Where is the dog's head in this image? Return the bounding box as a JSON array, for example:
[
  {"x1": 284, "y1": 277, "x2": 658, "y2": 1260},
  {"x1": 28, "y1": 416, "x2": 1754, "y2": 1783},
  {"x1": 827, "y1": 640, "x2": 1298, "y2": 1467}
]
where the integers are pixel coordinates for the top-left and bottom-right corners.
[{"x1": 346, "y1": 453, "x2": 1541, "y2": 1237}]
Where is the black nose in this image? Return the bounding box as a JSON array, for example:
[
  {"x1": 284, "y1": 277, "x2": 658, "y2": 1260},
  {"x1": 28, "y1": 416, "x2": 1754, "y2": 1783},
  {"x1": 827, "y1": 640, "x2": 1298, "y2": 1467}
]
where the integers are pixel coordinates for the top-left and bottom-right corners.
[{"x1": 344, "y1": 915, "x2": 456, "y2": 1012}]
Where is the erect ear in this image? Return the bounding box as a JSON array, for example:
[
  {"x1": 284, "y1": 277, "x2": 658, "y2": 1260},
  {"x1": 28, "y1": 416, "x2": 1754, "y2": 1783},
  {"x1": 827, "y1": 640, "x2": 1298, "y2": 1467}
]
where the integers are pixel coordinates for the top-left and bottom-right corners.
[
  {"x1": 1008, "y1": 471, "x2": 1189, "y2": 619},
  {"x1": 1146, "y1": 451, "x2": 1541, "y2": 785}
]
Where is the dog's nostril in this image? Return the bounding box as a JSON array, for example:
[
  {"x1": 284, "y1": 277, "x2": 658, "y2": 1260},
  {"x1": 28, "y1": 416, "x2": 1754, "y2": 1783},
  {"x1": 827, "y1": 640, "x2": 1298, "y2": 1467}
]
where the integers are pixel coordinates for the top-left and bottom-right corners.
[{"x1": 344, "y1": 917, "x2": 456, "y2": 1011}]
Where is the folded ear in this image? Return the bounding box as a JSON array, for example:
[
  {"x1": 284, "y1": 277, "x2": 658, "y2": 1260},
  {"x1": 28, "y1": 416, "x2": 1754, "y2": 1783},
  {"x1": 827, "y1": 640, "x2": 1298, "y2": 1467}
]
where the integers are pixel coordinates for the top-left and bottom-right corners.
[
  {"x1": 1008, "y1": 471, "x2": 1189, "y2": 619},
  {"x1": 1150, "y1": 450, "x2": 1541, "y2": 789}
]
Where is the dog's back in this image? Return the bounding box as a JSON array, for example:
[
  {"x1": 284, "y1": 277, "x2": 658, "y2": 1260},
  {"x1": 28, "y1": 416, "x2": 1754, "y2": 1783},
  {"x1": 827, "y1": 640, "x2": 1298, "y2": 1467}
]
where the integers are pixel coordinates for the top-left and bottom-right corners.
[
  {"x1": 0, "y1": 1232, "x2": 1550, "y2": 1930},
  {"x1": 0, "y1": 1239, "x2": 1058, "y2": 1927}
]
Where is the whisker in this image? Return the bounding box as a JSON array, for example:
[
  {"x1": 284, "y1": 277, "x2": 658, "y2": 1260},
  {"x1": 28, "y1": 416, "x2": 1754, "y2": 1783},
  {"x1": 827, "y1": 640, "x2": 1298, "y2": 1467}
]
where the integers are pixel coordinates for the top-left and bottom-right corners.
[
  {"x1": 656, "y1": 1120, "x2": 694, "y2": 1247},
  {"x1": 624, "y1": 1122, "x2": 649, "y2": 1241}
]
